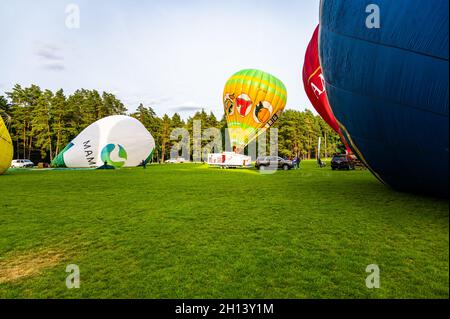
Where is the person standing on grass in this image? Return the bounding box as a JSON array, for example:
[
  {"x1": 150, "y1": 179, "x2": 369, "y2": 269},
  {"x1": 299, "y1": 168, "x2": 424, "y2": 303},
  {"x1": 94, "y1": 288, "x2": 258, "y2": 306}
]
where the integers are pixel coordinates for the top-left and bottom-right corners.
[{"x1": 294, "y1": 156, "x2": 300, "y2": 169}]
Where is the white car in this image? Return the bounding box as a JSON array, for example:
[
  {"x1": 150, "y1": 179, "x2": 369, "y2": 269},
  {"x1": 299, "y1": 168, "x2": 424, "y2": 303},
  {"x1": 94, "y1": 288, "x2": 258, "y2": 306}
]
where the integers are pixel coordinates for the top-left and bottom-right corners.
[
  {"x1": 164, "y1": 157, "x2": 187, "y2": 164},
  {"x1": 11, "y1": 159, "x2": 34, "y2": 168}
]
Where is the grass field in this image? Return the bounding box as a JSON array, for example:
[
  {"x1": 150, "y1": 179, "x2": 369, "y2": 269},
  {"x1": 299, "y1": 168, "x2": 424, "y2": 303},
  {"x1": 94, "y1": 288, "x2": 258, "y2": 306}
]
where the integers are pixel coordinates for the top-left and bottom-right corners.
[{"x1": 0, "y1": 160, "x2": 448, "y2": 298}]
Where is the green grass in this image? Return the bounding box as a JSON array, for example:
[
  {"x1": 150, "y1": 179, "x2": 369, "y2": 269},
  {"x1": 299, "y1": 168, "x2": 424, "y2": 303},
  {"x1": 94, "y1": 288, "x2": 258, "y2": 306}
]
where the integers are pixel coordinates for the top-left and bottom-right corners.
[{"x1": 0, "y1": 161, "x2": 448, "y2": 298}]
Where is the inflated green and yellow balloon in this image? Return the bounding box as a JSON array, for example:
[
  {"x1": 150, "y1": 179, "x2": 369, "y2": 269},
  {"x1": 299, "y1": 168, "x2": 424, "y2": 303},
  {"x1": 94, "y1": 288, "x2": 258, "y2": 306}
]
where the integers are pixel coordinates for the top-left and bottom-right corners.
[
  {"x1": 0, "y1": 116, "x2": 13, "y2": 175},
  {"x1": 223, "y1": 69, "x2": 287, "y2": 151}
]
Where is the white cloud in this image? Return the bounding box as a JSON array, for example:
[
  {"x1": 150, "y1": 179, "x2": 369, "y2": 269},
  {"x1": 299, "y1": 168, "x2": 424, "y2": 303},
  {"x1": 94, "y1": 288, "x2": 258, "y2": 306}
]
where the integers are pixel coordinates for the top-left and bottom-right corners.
[
  {"x1": 33, "y1": 42, "x2": 65, "y2": 72},
  {"x1": 170, "y1": 101, "x2": 205, "y2": 113}
]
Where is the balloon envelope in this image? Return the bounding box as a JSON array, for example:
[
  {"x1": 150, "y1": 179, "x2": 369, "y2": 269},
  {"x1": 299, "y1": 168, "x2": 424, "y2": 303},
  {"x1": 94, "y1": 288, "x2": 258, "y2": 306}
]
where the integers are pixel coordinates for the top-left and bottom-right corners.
[
  {"x1": 223, "y1": 69, "x2": 287, "y2": 150},
  {"x1": 303, "y1": 25, "x2": 341, "y2": 133},
  {"x1": 52, "y1": 115, "x2": 155, "y2": 168},
  {"x1": 0, "y1": 116, "x2": 13, "y2": 175},
  {"x1": 319, "y1": 0, "x2": 449, "y2": 196},
  {"x1": 302, "y1": 25, "x2": 351, "y2": 154}
]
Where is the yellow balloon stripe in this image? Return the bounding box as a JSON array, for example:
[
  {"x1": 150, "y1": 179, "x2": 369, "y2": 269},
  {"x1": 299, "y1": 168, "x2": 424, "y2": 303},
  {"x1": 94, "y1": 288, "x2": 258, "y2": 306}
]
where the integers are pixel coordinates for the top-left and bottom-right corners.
[
  {"x1": 228, "y1": 73, "x2": 287, "y2": 94},
  {"x1": 243, "y1": 69, "x2": 261, "y2": 139},
  {"x1": 0, "y1": 116, "x2": 13, "y2": 175},
  {"x1": 225, "y1": 77, "x2": 287, "y2": 102}
]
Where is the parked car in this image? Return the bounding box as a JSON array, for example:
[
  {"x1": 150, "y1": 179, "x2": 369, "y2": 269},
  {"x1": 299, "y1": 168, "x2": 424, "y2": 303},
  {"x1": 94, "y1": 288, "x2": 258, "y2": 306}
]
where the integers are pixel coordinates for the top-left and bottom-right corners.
[
  {"x1": 255, "y1": 156, "x2": 294, "y2": 171},
  {"x1": 165, "y1": 157, "x2": 188, "y2": 164},
  {"x1": 331, "y1": 154, "x2": 355, "y2": 170},
  {"x1": 11, "y1": 159, "x2": 34, "y2": 168}
]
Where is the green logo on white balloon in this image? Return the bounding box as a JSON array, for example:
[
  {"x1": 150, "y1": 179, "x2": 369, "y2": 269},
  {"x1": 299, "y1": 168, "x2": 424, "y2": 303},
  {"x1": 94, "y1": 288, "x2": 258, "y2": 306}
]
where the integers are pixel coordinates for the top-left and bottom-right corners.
[{"x1": 100, "y1": 144, "x2": 127, "y2": 168}]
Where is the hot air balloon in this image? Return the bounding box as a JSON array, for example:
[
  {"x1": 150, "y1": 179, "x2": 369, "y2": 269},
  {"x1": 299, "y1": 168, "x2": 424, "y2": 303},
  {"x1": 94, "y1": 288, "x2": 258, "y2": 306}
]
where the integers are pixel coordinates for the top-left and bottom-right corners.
[
  {"x1": 52, "y1": 115, "x2": 155, "y2": 168},
  {"x1": 223, "y1": 69, "x2": 287, "y2": 151},
  {"x1": 319, "y1": 0, "x2": 449, "y2": 196},
  {"x1": 0, "y1": 116, "x2": 13, "y2": 175},
  {"x1": 302, "y1": 25, "x2": 351, "y2": 154}
]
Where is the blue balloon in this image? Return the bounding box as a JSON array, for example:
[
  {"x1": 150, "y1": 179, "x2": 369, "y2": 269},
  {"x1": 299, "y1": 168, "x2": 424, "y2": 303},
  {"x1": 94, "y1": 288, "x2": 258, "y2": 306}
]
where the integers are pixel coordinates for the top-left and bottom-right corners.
[{"x1": 319, "y1": 0, "x2": 449, "y2": 197}]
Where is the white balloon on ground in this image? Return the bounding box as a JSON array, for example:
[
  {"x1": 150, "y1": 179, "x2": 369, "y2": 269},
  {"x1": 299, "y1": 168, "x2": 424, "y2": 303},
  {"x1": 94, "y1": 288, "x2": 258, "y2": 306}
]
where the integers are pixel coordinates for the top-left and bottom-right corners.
[{"x1": 52, "y1": 115, "x2": 155, "y2": 168}]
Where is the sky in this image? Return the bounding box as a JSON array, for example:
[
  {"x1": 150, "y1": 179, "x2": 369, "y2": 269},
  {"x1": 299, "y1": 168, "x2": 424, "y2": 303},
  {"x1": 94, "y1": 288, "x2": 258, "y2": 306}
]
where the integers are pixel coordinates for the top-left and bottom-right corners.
[{"x1": 0, "y1": 0, "x2": 320, "y2": 118}]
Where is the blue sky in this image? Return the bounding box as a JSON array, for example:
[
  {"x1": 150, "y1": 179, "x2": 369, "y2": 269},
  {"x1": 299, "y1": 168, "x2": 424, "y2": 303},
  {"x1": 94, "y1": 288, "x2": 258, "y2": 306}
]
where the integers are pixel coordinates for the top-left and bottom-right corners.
[{"x1": 0, "y1": 0, "x2": 320, "y2": 118}]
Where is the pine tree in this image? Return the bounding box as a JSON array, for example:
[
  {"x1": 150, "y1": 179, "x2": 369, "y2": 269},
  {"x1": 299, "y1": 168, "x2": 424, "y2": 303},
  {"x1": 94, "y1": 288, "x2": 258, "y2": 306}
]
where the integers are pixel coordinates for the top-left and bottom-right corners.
[
  {"x1": 0, "y1": 96, "x2": 9, "y2": 118},
  {"x1": 101, "y1": 92, "x2": 127, "y2": 117},
  {"x1": 31, "y1": 90, "x2": 53, "y2": 160},
  {"x1": 160, "y1": 114, "x2": 171, "y2": 163},
  {"x1": 51, "y1": 89, "x2": 68, "y2": 158}
]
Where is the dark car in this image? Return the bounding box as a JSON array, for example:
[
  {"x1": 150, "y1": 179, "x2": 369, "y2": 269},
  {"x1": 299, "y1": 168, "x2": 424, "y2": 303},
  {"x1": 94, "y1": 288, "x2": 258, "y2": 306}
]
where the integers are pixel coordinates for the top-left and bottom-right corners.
[
  {"x1": 331, "y1": 154, "x2": 355, "y2": 170},
  {"x1": 255, "y1": 156, "x2": 294, "y2": 171}
]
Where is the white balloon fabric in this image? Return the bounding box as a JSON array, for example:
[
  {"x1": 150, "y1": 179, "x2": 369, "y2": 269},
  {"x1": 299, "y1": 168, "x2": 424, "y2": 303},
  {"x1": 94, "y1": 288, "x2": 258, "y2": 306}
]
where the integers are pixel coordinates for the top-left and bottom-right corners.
[{"x1": 52, "y1": 115, "x2": 155, "y2": 168}]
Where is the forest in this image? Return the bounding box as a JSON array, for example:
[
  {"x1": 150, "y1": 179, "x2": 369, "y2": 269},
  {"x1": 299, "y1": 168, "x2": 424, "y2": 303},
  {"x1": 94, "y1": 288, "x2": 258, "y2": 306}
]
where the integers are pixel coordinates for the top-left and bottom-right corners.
[{"x1": 0, "y1": 84, "x2": 343, "y2": 164}]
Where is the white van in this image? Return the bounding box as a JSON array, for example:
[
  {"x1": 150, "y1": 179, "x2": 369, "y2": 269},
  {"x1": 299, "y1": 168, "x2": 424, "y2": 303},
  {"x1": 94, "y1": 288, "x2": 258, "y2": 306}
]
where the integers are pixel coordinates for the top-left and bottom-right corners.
[
  {"x1": 11, "y1": 159, "x2": 34, "y2": 168},
  {"x1": 207, "y1": 152, "x2": 252, "y2": 168}
]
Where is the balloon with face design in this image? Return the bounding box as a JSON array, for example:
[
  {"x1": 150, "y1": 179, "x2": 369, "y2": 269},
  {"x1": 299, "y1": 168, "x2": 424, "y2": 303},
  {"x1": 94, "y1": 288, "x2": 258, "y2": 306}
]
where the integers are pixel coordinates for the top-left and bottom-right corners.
[{"x1": 223, "y1": 69, "x2": 287, "y2": 151}]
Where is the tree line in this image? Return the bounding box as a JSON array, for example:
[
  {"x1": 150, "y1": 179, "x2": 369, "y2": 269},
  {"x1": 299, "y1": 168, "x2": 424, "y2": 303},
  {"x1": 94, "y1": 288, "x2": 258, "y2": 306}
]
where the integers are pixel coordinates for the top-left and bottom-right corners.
[{"x1": 0, "y1": 84, "x2": 344, "y2": 164}]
